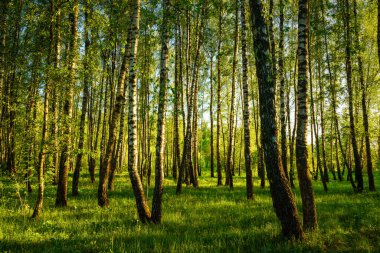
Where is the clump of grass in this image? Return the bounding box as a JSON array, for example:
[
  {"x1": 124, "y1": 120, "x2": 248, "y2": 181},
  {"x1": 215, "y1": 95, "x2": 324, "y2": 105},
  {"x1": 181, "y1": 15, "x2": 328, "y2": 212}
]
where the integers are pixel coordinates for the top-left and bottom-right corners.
[{"x1": 0, "y1": 171, "x2": 379, "y2": 252}]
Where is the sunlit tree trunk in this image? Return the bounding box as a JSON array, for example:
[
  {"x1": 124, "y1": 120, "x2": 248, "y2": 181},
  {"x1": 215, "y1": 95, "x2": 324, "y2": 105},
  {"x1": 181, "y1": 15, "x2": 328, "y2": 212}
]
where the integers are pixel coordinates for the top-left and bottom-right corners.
[
  {"x1": 127, "y1": 0, "x2": 151, "y2": 222},
  {"x1": 296, "y1": 0, "x2": 317, "y2": 230}
]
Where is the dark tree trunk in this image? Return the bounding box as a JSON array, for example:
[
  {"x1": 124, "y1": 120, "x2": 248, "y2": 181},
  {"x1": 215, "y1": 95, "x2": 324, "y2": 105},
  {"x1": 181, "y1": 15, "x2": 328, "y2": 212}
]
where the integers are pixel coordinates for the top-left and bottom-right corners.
[
  {"x1": 73, "y1": 0, "x2": 91, "y2": 196},
  {"x1": 353, "y1": 0, "x2": 375, "y2": 191},
  {"x1": 56, "y1": 0, "x2": 78, "y2": 207},
  {"x1": 248, "y1": 0, "x2": 304, "y2": 239},
  {"x1": 32, "y1": 0, "x2": 55, "y2": 217},
  {"x1": 209, "y1": 53, "x2": 214, "y2": 178},
  {"x1": 241, "y1": 0, "x2": 253, "y2": 199},
  {"x1": 279, "y1": 0, "x2": 288, "y2": 180},
  {"x1": 226, "y1": 0, "x2": 239, "y2": 189},
  {"x1": 172, "y1": 16, "x2": 181, "y2": 180},
  {"x1": 343, "y1": 0, "x2": 363, "y2": 192},
  {"x1": 216, "y1": 4, "x2": 223, "y2": 186}
]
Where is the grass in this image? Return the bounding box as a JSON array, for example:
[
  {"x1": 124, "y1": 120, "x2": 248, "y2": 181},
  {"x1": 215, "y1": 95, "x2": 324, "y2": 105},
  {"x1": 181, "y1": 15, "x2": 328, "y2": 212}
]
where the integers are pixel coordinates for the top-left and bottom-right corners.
[{"x1": 0, "y1": 169, "x2": 379, "y2": 252}]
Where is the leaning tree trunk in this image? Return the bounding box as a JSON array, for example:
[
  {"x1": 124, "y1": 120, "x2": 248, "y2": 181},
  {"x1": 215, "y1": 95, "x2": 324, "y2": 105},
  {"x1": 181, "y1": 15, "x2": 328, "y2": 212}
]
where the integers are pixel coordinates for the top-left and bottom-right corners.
[
  {"x1": 98, "y1": 47, "x2": 125, "y2": 205},
  {"x1": 127, "y1": 0, "x2": 151, "y2": 223},
  {"x1": 248, "y1": 0, "x2": 304, "y2": 239},
  {"x1": 240, "y1": 0, "x2": 253, "y2": 200},
  {"x1": 151, "y1": 0, "x2": 170, "y2": 224},
  {"x1": 343, "y1": 0, "x2": 363, "y2": 192},
  {"x1": 295, "y1": 0, "x2": 317, "y2": 231},
  {"x1": 56, "y1": 0, "x2": 78, "y2": 207}
]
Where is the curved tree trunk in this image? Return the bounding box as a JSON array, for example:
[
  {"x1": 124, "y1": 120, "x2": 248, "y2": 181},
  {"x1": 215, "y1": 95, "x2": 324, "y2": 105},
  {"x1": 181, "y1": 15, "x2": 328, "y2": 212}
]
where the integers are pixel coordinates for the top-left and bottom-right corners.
[
  {"x1": 248, "y1": 0, "x2": 304, "y2": 239},
  {"x1": 127, "y1": 0, "x2": 151, "y2": 223}
]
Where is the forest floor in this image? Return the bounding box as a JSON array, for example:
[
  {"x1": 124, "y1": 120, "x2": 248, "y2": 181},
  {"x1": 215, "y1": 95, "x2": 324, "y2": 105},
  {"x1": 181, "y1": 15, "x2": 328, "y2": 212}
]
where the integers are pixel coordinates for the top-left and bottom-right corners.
[{"x1": 0, "y1": 169, "x2": 379, "y2": 252}]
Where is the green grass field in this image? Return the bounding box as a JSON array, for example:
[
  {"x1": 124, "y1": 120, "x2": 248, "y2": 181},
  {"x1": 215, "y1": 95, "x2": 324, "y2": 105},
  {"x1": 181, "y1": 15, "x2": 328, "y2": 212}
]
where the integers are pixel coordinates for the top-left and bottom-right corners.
[{"x1": 0, "y1": 171, "x2": 379, "y2": 252}]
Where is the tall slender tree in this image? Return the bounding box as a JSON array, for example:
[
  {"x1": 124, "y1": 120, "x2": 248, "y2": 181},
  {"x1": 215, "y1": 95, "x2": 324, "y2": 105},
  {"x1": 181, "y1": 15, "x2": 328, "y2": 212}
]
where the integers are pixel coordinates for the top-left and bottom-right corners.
[
  {"x1": 353, "y1": 0, "x2": 375, "y2": 191},
  {"x1": 296, "y1": 0, "x2": 317, "y2": 230},
  {"x1": 279, "y1": 0, "x2": 288, "y2": 180},
  {"x1": 151, "y1": 0, "x2": 170, "y2": 223},
  {"x1": 73, "y1": 0, "x2": 91, "y2": 196},
  {"x1": 32, "y1": 0, "x2": 55, "y2": 217},
  {"x1": 216, "y1": 3, "x2": 223, "y2": 186},
  {"x1": 226, "y1": 0, "x2": 239, "y2": 189},
  {"x1": 342, "y1": 0, "x2": 363, "y2": 192},
  {"x1": 127, "y1": 0, "x2": 151, "y2": 222},
  {"x1": 241, "y1": 0, "x2": 253, "y2": 200}
]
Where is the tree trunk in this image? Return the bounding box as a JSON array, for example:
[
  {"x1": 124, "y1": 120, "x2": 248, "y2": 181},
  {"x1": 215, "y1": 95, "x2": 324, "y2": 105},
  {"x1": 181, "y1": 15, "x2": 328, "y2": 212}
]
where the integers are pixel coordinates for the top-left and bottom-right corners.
[
  {"x1": 216, "y1": 4, "x2": 223, "y2": 186},
  {"x1": 241, "y1": 0, "x2": 253, "y2": 199},
  {"x1": 73, "y1": 0, "x2": 91, "y2": 196},
  {"x1": 353, "y1": 0, "x2": 375, "y2": 191},
  {"x1": 151, "y1": 0, "x2": 170, "y2": 223},
  {"x1": 172, "y1": 17, "x2": 181, "y2": 180},
  {"x1": 279, "y1": 0, "x2": 288, "y2": 181},
  {"x1": 318, "y1": 62, "x2": 329, "y2": 183},
  {"x1": 209, "y1": 53, "x2": 215, "y2": 178},
  {"x1": 226, "y1": 0, "x2": 239, "y2": 189},
  {"x1": 296, "y1": 0, "x2": 317, "y2": 230},
  {"x1": 343, "y1": 0, "x2": 363, "y2": 192},
  {"x1": 32, "y1": 0, "x2": 55, "y2": 217},
  {"x1": 249, "y1": 0, "x2": 304, "y2": 239},
  {"x1": 127, "y1": 0, "x2": 151, "y2": 222},
  {"x1": 56, "y1": 0, "x2": 78, "y2": 207}
]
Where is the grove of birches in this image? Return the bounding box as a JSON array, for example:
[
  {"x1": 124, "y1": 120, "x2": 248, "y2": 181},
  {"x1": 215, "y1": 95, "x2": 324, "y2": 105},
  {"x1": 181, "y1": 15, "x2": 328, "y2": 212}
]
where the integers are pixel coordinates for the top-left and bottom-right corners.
[{"x1": 0, "y1": 0, "x2": 380, "y2": 252}]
